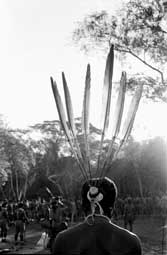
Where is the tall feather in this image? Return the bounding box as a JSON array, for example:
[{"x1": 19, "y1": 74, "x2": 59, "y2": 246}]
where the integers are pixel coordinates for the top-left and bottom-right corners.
[
  {"x1": 62, "y1": 72, "x2": 76, "y2": 135},
  {"x1": 82, "y1": 64, "x2": 91, "y2": 177},
  {"x1": 110, "y1": 71, "x2": 127, "y2": 138},
  {"x1": 62, "y1": 72, "x2": 85, "y2": 169},
  {"x1": 96, "y1": 45, "x2": 114, "y2": 175},
  {"x1": 103, "y1": 84, "x2": 143, "y2": 176},
  {"x1": 120, "y1": 84, "x2": 143, "y2": 143},
  {"x1": 50, "y1": 77, "x2": 88, "y2": 180},
  {"x1": 51, "y1": 77, "x2": 72, "y2": 144},
  {"x1": 101, "y1": 45, "x2": 114, "y2": 132},
  {"x1": 101, "y1": 71, "x2": 126, "y2": 174}
]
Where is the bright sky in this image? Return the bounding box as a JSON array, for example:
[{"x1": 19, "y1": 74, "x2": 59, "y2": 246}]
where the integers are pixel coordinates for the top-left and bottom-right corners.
[{"x1": 0, "y1": 0, "x2": 167, "y2": 141}]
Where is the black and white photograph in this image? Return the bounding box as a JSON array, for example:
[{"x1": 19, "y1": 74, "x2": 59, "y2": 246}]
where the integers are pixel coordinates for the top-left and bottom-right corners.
[{"x1": 0, "y1": 0, "x2": 166, "y2": 254}]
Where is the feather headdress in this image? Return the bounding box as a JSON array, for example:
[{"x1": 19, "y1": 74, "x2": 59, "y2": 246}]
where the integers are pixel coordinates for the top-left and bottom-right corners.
[{"x1": 50, "y1": 45, "x2": 143, "y2": 181}]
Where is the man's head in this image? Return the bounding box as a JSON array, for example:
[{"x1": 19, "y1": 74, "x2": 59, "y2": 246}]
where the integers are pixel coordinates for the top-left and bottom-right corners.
[{"x1": 81, "y1": 177, "x2": 118, "y2": 218}]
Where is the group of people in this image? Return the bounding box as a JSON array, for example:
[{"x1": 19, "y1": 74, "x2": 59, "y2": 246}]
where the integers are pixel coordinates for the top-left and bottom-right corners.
[
  {"x1": 0, "y1": 201, "x2": 28, "y2": 244},
  {"x1": 0, "y1": 196, "x2": 67, "y2": 246},
  {"x1": 0, "y1": 178, "x2": 142, "y2": 254}
]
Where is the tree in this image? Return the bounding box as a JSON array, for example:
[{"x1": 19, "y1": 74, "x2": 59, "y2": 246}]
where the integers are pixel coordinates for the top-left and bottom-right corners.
[
  {"x1": 121, "y1": 136, "x2": 167, "y2": 197},
  {"x1": 20, "y1": 119, "x2": 106, "y2": 199},
  {"x1": 72, "y1": 0, "x2": 167, "y2": 100},
  {"x1": 0, "y1": 129, "x2": 35, "y2": 201}
]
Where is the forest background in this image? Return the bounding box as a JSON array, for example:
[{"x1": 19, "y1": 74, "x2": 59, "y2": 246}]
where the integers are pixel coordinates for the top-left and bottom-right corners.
[{"x1": 0, "y1": 0, "x2": 166, "y2": 205}]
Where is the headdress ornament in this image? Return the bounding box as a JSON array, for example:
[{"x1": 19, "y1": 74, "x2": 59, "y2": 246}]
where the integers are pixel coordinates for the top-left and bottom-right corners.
[
  {"x1": 87, "y1": 186, "x2": 104, "y2": 215},
  {"x1": 50, "y1": 45, "x2": 143, "y2": 214}
]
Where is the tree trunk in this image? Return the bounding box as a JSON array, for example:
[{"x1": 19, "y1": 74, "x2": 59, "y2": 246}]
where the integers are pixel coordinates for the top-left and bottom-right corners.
[
  {"x1": 15, "y1": 169, "x2": 19, "y2": 201},
  {"x1": 0, "y1": 185, "x2": 7, "y2": 200},
  {"x1": 133, "y1": 161, "x2": 144, "y2": 200},
  {"x1": 10, "y1": 173, "x2": 16, "y2": 201},
  {"x1": 23, "y1": 175, "x2": 28, "y2": 199}
]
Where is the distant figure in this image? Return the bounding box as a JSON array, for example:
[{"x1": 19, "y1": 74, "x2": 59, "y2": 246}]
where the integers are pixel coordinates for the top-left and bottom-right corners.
[
  {"x1": 70, "y1": 200, "x2": 77, "y2": 223},
  {"x1": 52, "y1": 177, "x2": 142, "y2": 255},
  {"x1": 48, "y1": 197, "x2": 68, "y2": 252},
  {"x1": 14, "y1": 202, "x2": 29, "y2": 244},
  {"x1": 123, "y1": 196, "x2": 135, "y2": 232},
  {"x1": 0, "y1": 202, "x2": 9, "y2": 242}
]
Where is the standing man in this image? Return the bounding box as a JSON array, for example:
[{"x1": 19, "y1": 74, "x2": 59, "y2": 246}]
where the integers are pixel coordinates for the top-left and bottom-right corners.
[
  {"x1": 70, "y1": 200, "x2": 77, "y2": 224},
  {"x1": 14, "y1": 202, "x2": 29, "y2": 245},
  {"x1": 48, "y1": 197, "x2": 68, "y2": 252},
  {"x1": 0, "y1": 202, "x2": 9, "y2": 242},
  {"x1": 123, "y1": 196, "x2": 135, "y2": 232}
]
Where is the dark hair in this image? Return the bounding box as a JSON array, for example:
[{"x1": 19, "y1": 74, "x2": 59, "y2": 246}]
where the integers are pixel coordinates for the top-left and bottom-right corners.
[
  {"x1": 18, "y1": 202, "x2": 24, "y2": 208},
  {"x1": 81, "y1": 177, "x2": 117, "y2": 218},
  {"x1": 2, "y1": 202, "x2": 7, "y2": 208}
]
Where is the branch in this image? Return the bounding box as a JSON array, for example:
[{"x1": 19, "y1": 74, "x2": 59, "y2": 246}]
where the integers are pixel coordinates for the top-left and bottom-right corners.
[{"x1": 115, "y1": 46, "x2": 165, "y2": 84}]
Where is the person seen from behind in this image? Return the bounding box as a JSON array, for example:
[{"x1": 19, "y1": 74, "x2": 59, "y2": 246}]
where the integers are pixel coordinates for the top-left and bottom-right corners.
[
  {"x1": 0, "y1": 202, "x2": 9, "y2": 242},
  {"x1": 14, "y1": 202, "x2": 29, "y2": 245},
  {"x1": 52, "y1": 177, "x2": 142, "y2": 255},
  {"x1": 48, "y1": 196, "x2": 68, "y2": 252},
  {"x1": 123, "y1": 196, "x2": 135, "y2": 232}
]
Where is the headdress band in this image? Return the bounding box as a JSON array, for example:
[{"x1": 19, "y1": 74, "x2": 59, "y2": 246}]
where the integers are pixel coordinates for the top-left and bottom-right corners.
[{"x1": 87, "y1": 186, "x2": 104, "y2": 216}]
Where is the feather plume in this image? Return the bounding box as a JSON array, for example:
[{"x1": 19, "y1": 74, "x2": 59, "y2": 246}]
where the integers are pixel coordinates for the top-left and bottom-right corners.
[
  {"x1": 51, "y1": 77, "x2": 88, "y2": 180},
  {"x1": 120, "y1": 84, "x2": 143, "y2": 142},
  {"x1": 100, "y1": 45, "x2": 114, "y2": 131},
  {"x1": 82, "y1": 64, "x2": 91, "y2": 135},
  {"x1": 51, "y1": 77, "x2": 72, "y2": 144},
  {"x1": 110, "y1": 71, "x2": 126, "y2": 138},
  {"x1": 103, "y1": 84, "x2": 143, "y2": 175},
  {"x1": 96, "y1": 45, "x2": 114, "y2": 175},
  {"x1": 82, "y1": 64, "x2": 91, "y2": 177},
  {"x1": 62, "y1": 72, "x2": 84, "y2": 163},
  {"x1": 62, "y1": 72, "x2": 76, "y2": 134},
  {"x1": 101, "y1": 71, "x2": 126, "y2": 174}
]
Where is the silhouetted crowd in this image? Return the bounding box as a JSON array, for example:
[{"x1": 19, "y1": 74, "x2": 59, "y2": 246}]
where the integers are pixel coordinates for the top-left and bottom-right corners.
[{"x1": 0, "y1": 192, "x2": 166, "y2": 253}]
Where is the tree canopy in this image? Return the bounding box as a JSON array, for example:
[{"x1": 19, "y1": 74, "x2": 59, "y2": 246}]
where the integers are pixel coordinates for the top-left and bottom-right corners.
[
  {"x1": 0, "y1": 118, "x2": 166, "y2": 201},
  {"x1": 72, "y1": 0, "x2": 167, "y2": 101}
]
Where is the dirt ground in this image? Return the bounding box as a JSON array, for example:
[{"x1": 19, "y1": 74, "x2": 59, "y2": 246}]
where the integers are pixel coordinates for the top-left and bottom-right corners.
[
  {"x1": 118, "y1": 216, "x2": 167, "y2": 255},
  {"x1": 0, "y1": 216, "x2": 166, "y2": 254}
]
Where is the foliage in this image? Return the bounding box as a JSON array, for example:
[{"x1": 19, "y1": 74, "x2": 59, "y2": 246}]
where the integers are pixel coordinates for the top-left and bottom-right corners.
[
  {"x1": 27, "y1": 120, "x2": 166, "y2": 200},
  {"x1": 127, "y1": 75, "x2": 167, "y2": 101},
  {"x1": 0, "y1": 116, "x2": 35, "y2": 201},
  {"x1": 0, "y1": 116, "x2": 166, "y2": 201},
  {"x1": 72, "y1": 0, "x2": 167, "y2": 99},
  {"x1": 109, "y1": 136, "x2": 167, "y2": 197},
  {"x1": 1, "y1": 131, "x2": 34, "y2": 201}
]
